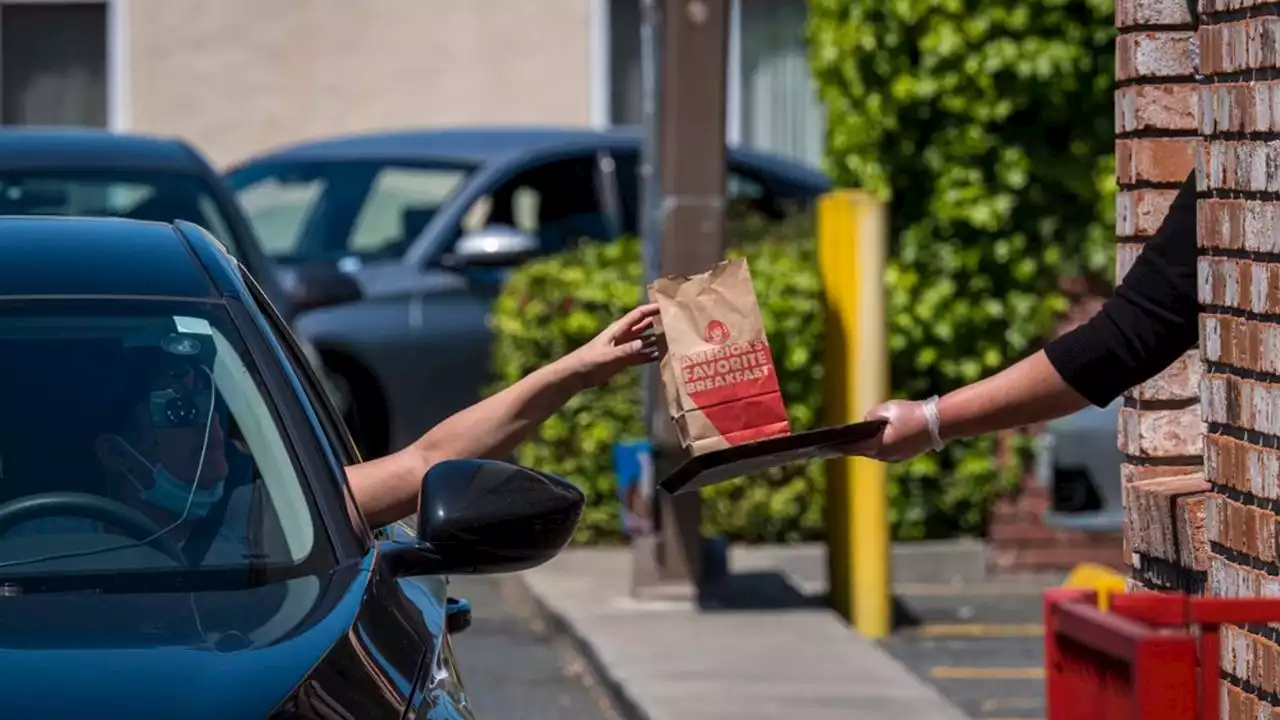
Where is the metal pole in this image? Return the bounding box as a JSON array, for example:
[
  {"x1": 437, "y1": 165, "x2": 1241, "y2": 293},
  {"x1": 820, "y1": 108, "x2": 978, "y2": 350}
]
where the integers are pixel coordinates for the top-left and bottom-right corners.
[{"x1": 633, "y1": 0, "x2": 730, "y2": 599}]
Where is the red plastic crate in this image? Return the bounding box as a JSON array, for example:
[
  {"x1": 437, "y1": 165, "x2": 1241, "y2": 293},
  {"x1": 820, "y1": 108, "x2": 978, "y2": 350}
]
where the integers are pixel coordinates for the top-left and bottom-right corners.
[{"x1": 1044, "y1": 588, "x2": 1280, "y2": 719}]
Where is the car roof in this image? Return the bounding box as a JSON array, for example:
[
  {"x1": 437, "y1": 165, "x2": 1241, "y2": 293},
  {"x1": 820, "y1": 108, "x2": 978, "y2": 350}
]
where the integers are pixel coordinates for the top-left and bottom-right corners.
[
  {"x1": 232, "y1": 125, "x2": 831, "y2": 188},
  {"x1": 0, "y1": 216, "x2": 218, "y2": 299},
  {"x1": 242, "y1": 126, "x2": 641, "y2": 166},
  {"x1": 0, "y1": 127, "x2": 208, "y2": 174}
]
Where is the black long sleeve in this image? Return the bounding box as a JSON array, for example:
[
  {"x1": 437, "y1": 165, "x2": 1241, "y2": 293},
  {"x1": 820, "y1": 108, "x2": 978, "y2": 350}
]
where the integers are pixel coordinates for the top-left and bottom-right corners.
[{"x1": 1043, "y1": 171, "x2": 1200, "y2": 407}]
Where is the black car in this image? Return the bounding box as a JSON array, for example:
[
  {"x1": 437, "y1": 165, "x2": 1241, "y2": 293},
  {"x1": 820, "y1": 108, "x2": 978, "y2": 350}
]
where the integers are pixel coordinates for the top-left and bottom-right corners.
[
  {"x1": 0, "y1": 127, "x2": 305, "y2": 318},
  {"x1": 0, "y1": 216, "x2": 584, "y2": 719}
]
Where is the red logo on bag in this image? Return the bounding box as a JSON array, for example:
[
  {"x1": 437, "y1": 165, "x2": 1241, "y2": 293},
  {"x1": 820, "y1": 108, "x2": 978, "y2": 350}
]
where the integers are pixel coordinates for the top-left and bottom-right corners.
[{"x1": 704, "y1": 320, "x2": 731, "y2": 345}]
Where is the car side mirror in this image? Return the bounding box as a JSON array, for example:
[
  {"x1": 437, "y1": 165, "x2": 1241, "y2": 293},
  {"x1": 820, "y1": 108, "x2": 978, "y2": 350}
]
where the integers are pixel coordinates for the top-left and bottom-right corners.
[
  {"x1": 279, "y1": 262, "x2": 363, "y2": 313},
  {"x1": 441, "y1": 225, "x2": 540, "y2": 269},
  {"x1": 385, "y1": 458, "x2": 583, "y2": 577}
]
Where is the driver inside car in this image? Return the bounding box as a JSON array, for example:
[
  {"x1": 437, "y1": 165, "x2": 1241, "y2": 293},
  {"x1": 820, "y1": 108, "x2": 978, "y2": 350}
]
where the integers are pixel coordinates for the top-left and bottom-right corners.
[
  {"x1": 2, "y1": 349, "x2": 262, "y2": 566},
  {"x1": 0, "y1": 302, "x2": 664, "y2": 555}
]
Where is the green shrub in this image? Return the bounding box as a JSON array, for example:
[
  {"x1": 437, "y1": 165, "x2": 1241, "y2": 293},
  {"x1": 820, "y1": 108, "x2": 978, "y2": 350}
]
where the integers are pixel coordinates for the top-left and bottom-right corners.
[
  {"x1": 490, "y1": 228, "x2": 826, "y2": 544},
  {"x1": 806, "y1": 0, "x2": 1118, "y2": 537}
]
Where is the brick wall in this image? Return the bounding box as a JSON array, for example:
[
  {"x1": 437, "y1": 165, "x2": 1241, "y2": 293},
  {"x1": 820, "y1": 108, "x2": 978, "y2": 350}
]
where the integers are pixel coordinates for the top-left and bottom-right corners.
[
  {"x1": 1197, "y1": 2, "x2": 1280, "y2": 715},
  {"x1": 1115, "y1": 0, "x2": 1211, "y2": 594},
  {"x1": 1114, "y1": 0, "x2": 1280, "y2": 714}
]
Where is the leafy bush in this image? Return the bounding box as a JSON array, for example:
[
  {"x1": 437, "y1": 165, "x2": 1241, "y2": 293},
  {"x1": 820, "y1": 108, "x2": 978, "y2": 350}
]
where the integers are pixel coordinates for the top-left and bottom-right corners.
[
  {"x1": 490, "y1": 227, "x2": 827, "y2": 544},
  {"x1": 806, "y1": 0, "x2": 1118, "y2": 537}
]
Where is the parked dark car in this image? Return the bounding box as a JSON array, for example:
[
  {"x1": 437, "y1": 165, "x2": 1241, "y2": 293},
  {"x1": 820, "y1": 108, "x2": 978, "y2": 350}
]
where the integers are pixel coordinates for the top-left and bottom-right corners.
[
  {"x1": 0, "y1": 127, "x2": 357, "y2": 397},
  {"x1": 0, "y1": 216, "x2": 584, "y2": 719},
  {"x1": 226, "y1": 127, "x2": 832, "y2": 457}
]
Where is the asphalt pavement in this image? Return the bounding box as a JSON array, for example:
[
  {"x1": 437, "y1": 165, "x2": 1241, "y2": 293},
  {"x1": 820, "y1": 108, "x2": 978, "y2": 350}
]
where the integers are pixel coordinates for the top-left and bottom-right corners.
[
  {"x1": 447, "y1": 574, "x2": 622, "y2": 720},
  {"x1": 883, "y1": 579, "x2": 1053, "y2": 720}
]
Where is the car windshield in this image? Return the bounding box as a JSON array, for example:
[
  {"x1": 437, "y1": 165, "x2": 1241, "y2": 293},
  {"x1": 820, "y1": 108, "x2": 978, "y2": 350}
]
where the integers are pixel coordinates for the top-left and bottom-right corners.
[
  {"x1": 0, "y1": 169, "x2": 242, "y2": 259},
  {"x1": 228, "y1": 160, "x2": 475, "y2": 264},
  {"x1": 0, "y1": 298, "x2": 333, "y2": 593}
]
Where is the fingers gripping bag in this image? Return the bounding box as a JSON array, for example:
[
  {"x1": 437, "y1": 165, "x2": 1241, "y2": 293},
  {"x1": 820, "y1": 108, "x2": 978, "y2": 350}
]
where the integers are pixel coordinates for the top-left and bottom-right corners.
[{"x1": 648, "y1": 258, "x2": 791, "y2": 456}]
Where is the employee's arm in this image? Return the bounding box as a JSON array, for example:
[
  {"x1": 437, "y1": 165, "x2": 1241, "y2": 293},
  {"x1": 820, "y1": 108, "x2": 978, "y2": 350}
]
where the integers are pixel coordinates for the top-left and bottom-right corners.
[
  {"x1": 862, "y1": 171, "x2": 1200, "y2": 461},
  {"x1": 345, "y1": 304, "x2": 660, "y2": 527}
]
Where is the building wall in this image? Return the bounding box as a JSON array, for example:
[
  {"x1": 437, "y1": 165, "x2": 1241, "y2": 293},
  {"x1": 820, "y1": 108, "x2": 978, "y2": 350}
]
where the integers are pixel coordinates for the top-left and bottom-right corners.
[
  {"x1": 1197, "y1": 3, "x2": 1280, "y2": 714},
  {"x1": 1115, "y1": 0, "x2": 1209, "y2": 594},
  {"x1": 126, "y1": 0, "x2": 595, "y2": 168},
  {"x1": 1120, "y1": 0, "x2": 1280, "y2": 714}
]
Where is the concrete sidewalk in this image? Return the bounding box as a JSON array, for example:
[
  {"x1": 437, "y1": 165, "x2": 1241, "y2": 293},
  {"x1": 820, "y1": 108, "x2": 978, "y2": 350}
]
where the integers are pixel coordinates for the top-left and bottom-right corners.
[{"x1": 518, "y1": 546, "x2": 972, "y2": 720}]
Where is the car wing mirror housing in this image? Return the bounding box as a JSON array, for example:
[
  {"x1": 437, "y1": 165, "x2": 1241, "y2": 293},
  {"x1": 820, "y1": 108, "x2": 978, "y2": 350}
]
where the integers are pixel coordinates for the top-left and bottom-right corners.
[
  {"x1": 391, "y1": 458, "x2": 583, "y2": 577},
  {"x1": 441, "y1": 225, "x2": 540, "y2": 269}
]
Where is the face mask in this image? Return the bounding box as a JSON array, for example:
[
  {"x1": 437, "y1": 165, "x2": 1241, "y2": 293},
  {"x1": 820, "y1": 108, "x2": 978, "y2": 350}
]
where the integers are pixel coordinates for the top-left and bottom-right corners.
[{"x1": 115, "y1": 437, "x2": 224, "y2": 519}]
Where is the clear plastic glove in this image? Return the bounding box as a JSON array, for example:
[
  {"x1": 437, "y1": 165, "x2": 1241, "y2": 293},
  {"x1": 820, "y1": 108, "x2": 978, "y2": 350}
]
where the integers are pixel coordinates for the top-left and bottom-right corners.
[{"x1": 859, "y1": 399, "x2": 936, "y2": 462}]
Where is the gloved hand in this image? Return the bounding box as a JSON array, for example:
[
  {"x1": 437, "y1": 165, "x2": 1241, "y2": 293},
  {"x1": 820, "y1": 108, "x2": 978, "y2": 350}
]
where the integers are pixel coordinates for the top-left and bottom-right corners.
[{"x1": 859, "y1": 399, "x2": 939, "y2": 462}]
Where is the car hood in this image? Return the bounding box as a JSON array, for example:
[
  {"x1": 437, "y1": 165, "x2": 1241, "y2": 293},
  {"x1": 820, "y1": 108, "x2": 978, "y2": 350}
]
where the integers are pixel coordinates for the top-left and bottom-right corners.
[{"x1": 0, "y1": 557, "x2": 372, "y2": 720}]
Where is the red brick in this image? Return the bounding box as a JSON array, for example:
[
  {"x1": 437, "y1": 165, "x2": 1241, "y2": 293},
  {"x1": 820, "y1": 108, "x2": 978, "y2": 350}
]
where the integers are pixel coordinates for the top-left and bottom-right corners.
[
  {"x1": 1116, "y1": 138, "x2": 1199, "y2": 186},
  {"x1": 1213, "y1": 495, "x2": 1280, "y2": 564},
  {"x1": 1223, "y1": 624, "x2": 1280, "y2": 700},
  {"x1": 1203, "y1": 373, "x2": 1280, "y2": 438},
  {"x1": 1116, "y1": 0, "x2": 1193, "y2": 28},
  {"x1": 1117, "y1": 189, "x2": 1181, "y2": 237},
  {"x1": 1116, "y1": 241, "x2": 1144, "y2": 284},
  {"x1": 1118, "y1": 405, "x2": 1205, "y2": 458},
  {"x1": 1116, "y1": 84, "x2": 1199, "y2": 134},
  {"x1": 1204, "y1": 0, "x2": 1280, "y2": 13},
  {"x1": 1198, "y1": 257, "x2": 1280, "y2": 313},
  {"x1": 1206, "y1": 433, "x2": 1280, "y2": 500},
  {"x1": 1199, "y1": 82, "x2": 1280, "y2": 135},
  {"x1": 1210, "y1": 554, "x2": 1267, "y2": 599},
  {"x1": 1128, "y1": 350, "x2": 1202, "y2": 402},
  {"x1": 1117, "y1": 31, "x2": 1196, "y2": 81},
  {"x1": 1197, "y1": 199, "x2": 1280, "y2": 254},
  {"x1": 1122, "y1": 463, "x2": 1204, "y2": 485},
  {"x1": 1198, "y1": 314, "x2": 1280, "y2": 375},
  {"x1": 1202, "y1": 141, "x2": 1280, "y2": 193},
  {"x1": 986, "y1": 544, "x2": 1124, "y2": 574},
  {"x1": 1199, "y1": 17, "x2": 1280, "y2": 76},
  {"x1": 986, "y1": 520, "x2": 1059, "y2": 542},
  {"x1": 1125, "y1": 474, "x2": 1210, "y2": 569}
]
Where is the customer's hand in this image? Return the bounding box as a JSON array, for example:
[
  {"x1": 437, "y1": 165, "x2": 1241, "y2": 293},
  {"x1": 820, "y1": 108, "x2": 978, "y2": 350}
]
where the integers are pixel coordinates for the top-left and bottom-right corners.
[
  {"x1": 859, "y1": 399, "x2": 935, "y2": 462},
  {"x1": 559, "y1": 303, "x2": 662, "y2": 389}
]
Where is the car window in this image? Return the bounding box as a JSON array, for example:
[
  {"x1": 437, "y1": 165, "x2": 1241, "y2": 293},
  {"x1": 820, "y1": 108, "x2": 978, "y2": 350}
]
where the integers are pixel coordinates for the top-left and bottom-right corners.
[
  {"x1": 611, "y1": 152, "x2": 780, "y2": 235},
  {"x1": 349, "y1": 167, "x2": 467, "y2": 256},
  {"x1": 456, "y1": 155, "x2": 612, "y2": 255},
  {"x1": 0, "y1": 298, "x2": 333, "y2": 591},
  {"x1": 0, "y1": 170, "x2": 243, "y2": 258},
  {"x1": 229, "y1": 161, "x2": 475, "y2": 265},
  {"x1": 242, "y1": 270, "x2": 360, "y2": 469},
  {"x1": 233, "y1": 173, "x2": 327, "y2": 258}
]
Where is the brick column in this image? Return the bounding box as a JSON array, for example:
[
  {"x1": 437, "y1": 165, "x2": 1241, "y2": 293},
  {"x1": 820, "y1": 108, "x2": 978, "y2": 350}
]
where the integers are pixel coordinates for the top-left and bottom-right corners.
[
  {"x1": 1115, "y1": 0, "x2": 1210, "y2": 593},
  {"x1": 1198, "y1": 3, "x2": 1280, "y2": 714}
]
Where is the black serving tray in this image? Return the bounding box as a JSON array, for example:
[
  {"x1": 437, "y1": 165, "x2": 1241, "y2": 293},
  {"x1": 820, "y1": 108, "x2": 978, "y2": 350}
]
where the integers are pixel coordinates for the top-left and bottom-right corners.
[{"x1": 658, "y1": 419, "x2": 888, "y2": 495}]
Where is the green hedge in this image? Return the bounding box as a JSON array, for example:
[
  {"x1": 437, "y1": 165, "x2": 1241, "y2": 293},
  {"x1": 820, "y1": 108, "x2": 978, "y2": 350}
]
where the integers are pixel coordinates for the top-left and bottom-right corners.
[
  {"x1": 490, "y1": 225, "x2": 827, "y2": 544},
  {"x1": 806, "y1": 0, "x2": 1117, "y2": 537}
]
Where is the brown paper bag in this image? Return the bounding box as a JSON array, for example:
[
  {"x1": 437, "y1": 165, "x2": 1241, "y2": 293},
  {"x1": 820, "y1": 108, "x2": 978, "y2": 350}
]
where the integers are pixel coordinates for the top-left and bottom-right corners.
[{"x1": 648, "y1": 258, "x2": 791, "y2": 455}]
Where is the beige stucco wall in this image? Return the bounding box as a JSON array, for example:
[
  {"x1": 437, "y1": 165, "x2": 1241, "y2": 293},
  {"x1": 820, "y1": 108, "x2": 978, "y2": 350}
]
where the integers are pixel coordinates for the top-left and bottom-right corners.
[{"x1": 127, "y1": 0, "x2": 594, "y2": 168}]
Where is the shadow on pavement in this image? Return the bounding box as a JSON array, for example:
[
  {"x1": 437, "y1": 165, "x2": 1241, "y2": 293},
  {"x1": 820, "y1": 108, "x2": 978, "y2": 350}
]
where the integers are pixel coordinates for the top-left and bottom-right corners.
[{"x1": 694, "y1": 570, "x2": 924, "y2": 629}]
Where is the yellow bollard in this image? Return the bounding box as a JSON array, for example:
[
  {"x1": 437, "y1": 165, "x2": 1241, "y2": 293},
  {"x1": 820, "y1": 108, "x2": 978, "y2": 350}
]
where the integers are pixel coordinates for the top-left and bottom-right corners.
[
  {"x1": 1062, "y1": 562, "x2": 1128, "y2": 613},
  {"x1": 819, "y1": 190, "x2": 890, "y2": 639}
]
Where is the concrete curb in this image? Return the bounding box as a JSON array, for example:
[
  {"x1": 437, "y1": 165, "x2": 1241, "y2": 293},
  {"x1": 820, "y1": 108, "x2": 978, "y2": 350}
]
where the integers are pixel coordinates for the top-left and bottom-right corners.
[{"x1": 500, "y1": 573, "x2": 651, "y2": 720}]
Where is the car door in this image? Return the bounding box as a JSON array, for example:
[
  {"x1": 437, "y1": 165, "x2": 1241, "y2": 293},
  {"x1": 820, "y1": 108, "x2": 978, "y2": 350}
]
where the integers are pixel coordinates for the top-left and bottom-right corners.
[
  {"x1": 244, "y1": 272, "x2": 472, "y2": 718},
  {"x1": 389, "y1": 151, "x2": 621, "y2": 444}
]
